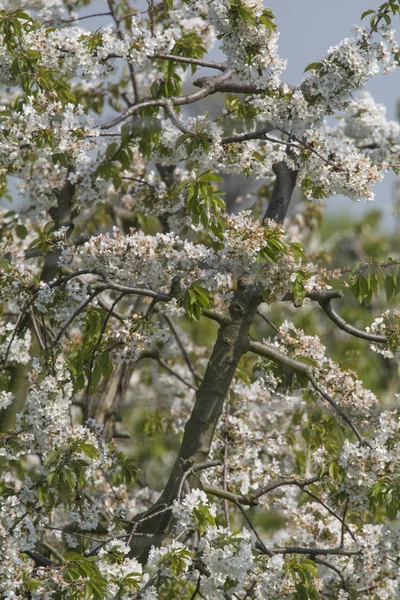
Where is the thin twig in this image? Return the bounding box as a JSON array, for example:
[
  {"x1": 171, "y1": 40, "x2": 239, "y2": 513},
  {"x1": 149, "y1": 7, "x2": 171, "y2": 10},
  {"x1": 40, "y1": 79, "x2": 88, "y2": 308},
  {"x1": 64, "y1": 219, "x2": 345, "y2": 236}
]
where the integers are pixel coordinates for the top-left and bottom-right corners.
[
  {"x1": 202, "y1": 484, "x2": 258, "y2": 506},
  {"x1": 253, "y1": 475, "x2": 321, "y2": 500},
  {"x1": 96, "y1": 296, "x2": 125, "y2": 322},
  {"x1": 248, "y1": 339, "x2": 366, "y2": 444},
  {"x1": 54, "y1": 290, "x2": 101, "y2": 345},
  {"x1": 256, "y1": 310, "x2": 281, "y2": 335},
  {"x1": 161, "y1": 313, "x2": 201, "y2": 385},
  {"x1": 257, "y1": 545, "x2": 359, "y2": 557},
  {"x1": 59, "y1": 12, "x2": 112, "y2": 23},
  {"x1": 177, "y1": 461, "x2": 221, "y2": 501},
  {"x1": 301, "y1": 487, "x2": 357, "y2": 543},
  {"x1": 121, "y1": 176, "x2": 157, "y2": 190},
  {"x1": 150, "y1": 53, "x2": 226, "y2": 71},
  {"x1": 94, "y1": 280, "x2": 172, "y2": 302},
  {"x1": 340, "y1": 498, "x2": 349, "y2": 549},
  {"x1": 100, "y1": 70, "x2": 234, "y2": 130},
  {"x1": 0, "y1": 307, "x2": 28, "y2": 371},
  {"x1": 234, "y1": 501, "x2": 273, "y2": 557},
  {"x1": 221, "y1": 124, "x2": 275, "y2": 144},
  {"x1": 308, "y1": 375, "x2": 366, "y2": 445},
  {"x1": 222, "y1": 398, "x2": 230, "y2": 530},
  {"x1": 314, "y1": 558, "x2": 348, "y2": 587},
  {"x1": 263, "y1": 134, "x2": 344, "y2": 172},
  {"x1": 157, "y1": 357, "x2": 198, "y2": 391},
  {"x1": 85, "y1": 293, "x2": 125, "y2": 417},
  {"x1": 189, "y1": 575, "x2": 202, "y2": 600}
]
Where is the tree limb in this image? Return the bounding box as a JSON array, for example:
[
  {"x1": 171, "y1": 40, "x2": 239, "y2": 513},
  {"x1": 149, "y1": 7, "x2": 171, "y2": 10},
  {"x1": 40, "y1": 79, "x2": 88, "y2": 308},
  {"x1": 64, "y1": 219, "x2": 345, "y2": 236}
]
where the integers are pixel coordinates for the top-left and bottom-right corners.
[{"x1": 318, "y1": 298, "x2": 387, "y2": 343}]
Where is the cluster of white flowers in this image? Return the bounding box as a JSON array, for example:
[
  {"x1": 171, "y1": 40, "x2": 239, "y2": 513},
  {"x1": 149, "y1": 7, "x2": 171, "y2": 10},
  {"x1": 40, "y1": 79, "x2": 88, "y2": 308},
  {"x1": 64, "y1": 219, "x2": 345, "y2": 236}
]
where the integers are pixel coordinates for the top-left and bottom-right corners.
[
  {"x1": 333, "y1": 91, "x2": 400, "y2": 164},
  {"x1": 202, "y1": 377, "x2": 297, "y2": 496},
  {"x1": 200, "y1": 527, "x2": 254, "y2": 598},
  {"x1": 339, "y1": 410, "x2": 400, "y2": 507},
  {"x1": 35, "y1": 280, "x2": 90, "y2": 335},
  {"x1": 366, "y1": 309, "x2": 400, "y2": 362},
  {"x1": 0, "y1": 322, "x2": 31, "y2": 365},
  {"x1": 269, "y1": 321, "x2": 380, "y2": 427},
  {"x1": 172, "y1": 487, "x2": 217, "y2": 532},
  {"x1": 295, "y1": 127, "x2": 384, "y2": 201},
  {"x1": 194, "y1": 0, "x2": 286, "y2": 89},
  {"x1": 20, "y1": 357, "x2": 72, "y2": 447},
  {"x1": 0, "y1": 1, "x2": 399, "y2": 598},
  {"x1": 0, "y1": 390, "x2": 13, "y2": 410},
  {"x1": 63, "y1": 214, "x2": 308, "y2": 302},
  {"x1": 302, "y1": 26, "x2": 399, "y2": 114},
  {"x1": 97, "y1": 540, "x2": 146, "y2": 595}
]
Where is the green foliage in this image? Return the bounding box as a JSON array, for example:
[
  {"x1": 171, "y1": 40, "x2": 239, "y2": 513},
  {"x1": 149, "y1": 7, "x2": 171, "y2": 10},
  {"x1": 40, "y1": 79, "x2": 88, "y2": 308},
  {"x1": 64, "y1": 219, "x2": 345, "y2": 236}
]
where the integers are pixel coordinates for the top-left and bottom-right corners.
[
  {"x1": 110, "y1": 450, "x2": 138, "y2": 486},
  {"x1": 63, "y1": 552, "x2": 108, "y2": 599},
  {"x1": 0, "y1": 8, "x2": 34, "y2": 52},
  {"x1": 285, "y1": 557, "x2": 320, "y2": 600},
  {"x1": 369, "y1": 476, "x2": 400, "y2": 519},
  {"x1": 39, "y1": 440, "x2": 99, "y2": 509},
  {"x1": 143, "y1": 409, "x2": 165, "y2": 437},
  {"x1": 303, "y1": 61, "x2": 324, "y2": 73},
  {"x1": 290, "y1": 270, "x2": 314, "y2": 307},
  {"x1": 193, "y1": 503, "x2": 216, "y2": 535},
  {"x1": 228, "y1": 1, "x2": 276, "y2": 30},
  {"x1": 170, "y1": 30, "x2": 206, "y2": 74},
  {"x1": 257, "y1": 230, "x2": 288, "y2": 263},
  {"x1": 0, "y1": 10, "x2": 75, "y2": 101},
  {"x1": 350, "y1": 260, "x2": 398, "y2": 306},
  {"x1": 179, "y1": 170, "x2": 226, "y2": 238},
  {"x1": 27, "y1": 221, "x2": 56, "y2": 255},
  {"x1": 361, "y1": 1, "x2": 400, "y2": 36},
  {"x1": 225, "y1": 94, "x2": 259, "y2": 131},
  {"x1": 159, "y1": 546, "x2": 192, "y2": 576},
  {"x1": 301, "y1": 174, "x2": 328, "y2": 200},
  {"x1": 301, "y1": 413, "x2": 344, "y2": 457},
  {"x1": 180, "y1": 281, "x2": 214, "y2": 321},
  {"x1": 67, "y1": 308, "x2": 114, "y2": 393}
]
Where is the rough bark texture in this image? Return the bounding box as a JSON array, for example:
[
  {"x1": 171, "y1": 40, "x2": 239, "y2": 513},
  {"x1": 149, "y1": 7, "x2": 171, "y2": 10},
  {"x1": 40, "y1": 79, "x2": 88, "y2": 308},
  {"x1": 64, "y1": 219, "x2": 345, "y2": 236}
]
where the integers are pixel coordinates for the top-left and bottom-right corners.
[
  {"x1": 264, "y1": 160, "x2": 298, "y2": 224},
  {"x1": 42, "y1": 168, "x2": 76, "y2": 282}
]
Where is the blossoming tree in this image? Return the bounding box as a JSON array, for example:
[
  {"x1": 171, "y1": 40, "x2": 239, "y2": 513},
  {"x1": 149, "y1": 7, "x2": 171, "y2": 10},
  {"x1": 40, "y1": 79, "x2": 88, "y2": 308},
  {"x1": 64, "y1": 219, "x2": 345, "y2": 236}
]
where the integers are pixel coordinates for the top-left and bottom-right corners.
[{"x1": 1, "y1": 0, "x2": 400, "y2": 597}]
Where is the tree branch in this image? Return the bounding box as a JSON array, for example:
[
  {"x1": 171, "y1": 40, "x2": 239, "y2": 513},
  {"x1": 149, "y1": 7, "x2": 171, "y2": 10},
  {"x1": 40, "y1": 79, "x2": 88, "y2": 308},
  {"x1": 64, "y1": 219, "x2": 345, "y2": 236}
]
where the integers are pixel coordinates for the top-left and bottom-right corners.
[
  {"x1": 248, "y1": 339, "x2": 365, "y2": 443},
  {"x1": 202, "y1": 484, "x2": 258, "y2": 506},
  {"x1": 253, "y1": 475, "x2": 321, "y2": 499},
  {"x1": 150, "y1": 53, "x2": 226, "y2": 71},
  {"x1": 256, "y1": 544, "x2": 359, "y2": 557},
  {"x1": 318, "y1": 298, "x2": 387, "y2": 343},
  {"x1": 263, "y1": 156, "x2": 298, "y2": 224}
]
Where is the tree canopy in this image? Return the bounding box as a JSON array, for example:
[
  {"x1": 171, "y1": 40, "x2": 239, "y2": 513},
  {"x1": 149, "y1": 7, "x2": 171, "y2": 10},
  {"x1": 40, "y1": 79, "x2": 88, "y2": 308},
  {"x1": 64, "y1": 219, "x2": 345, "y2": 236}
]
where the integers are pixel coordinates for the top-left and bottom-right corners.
[{"x1": 0, "y1": 0, "x2": 400, "y2": 598}]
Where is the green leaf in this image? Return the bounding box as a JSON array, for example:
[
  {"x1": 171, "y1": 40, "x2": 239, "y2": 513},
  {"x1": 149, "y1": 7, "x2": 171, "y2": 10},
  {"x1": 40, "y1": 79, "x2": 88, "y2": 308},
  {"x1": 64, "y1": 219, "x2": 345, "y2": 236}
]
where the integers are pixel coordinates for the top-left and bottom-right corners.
[
  {"x1": 303, "y1": 61, "x2": 323, "y2": 73},
  {"x1": 121, "y1": 122, "x2": 131, "y2": 146},
  {"x1": 361, "y1": 9, "x2": 375, "y2": 19},
  {"x1": 78, "y1": 442, "x2": 100, "y2": 460},
  {"x1": 175, "y1": 132, "x2": 191, "y2": 149},
  {"x1": 252, "y1": 151, "x2": 265, "y2": 162},
  {"x1": 98, "y1": 350, "x2": 113, "y2": 380},
  {"x1": 15, "y1": 224, "x2": 27, "y2": 239},
  {"x1": 198, "y1": 170, "x2": 223, "y2": 183},
  {"x1": 384, "y1": 275, "x2": 395, "y2": 301}
]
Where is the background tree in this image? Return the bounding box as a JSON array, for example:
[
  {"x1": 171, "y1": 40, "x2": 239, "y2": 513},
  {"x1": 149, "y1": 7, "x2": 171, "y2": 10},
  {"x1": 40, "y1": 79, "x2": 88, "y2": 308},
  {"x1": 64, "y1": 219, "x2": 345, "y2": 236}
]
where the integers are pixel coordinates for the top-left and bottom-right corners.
[{"x1": 0, "y1": 0, "x2": 400, "y2": 598}]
